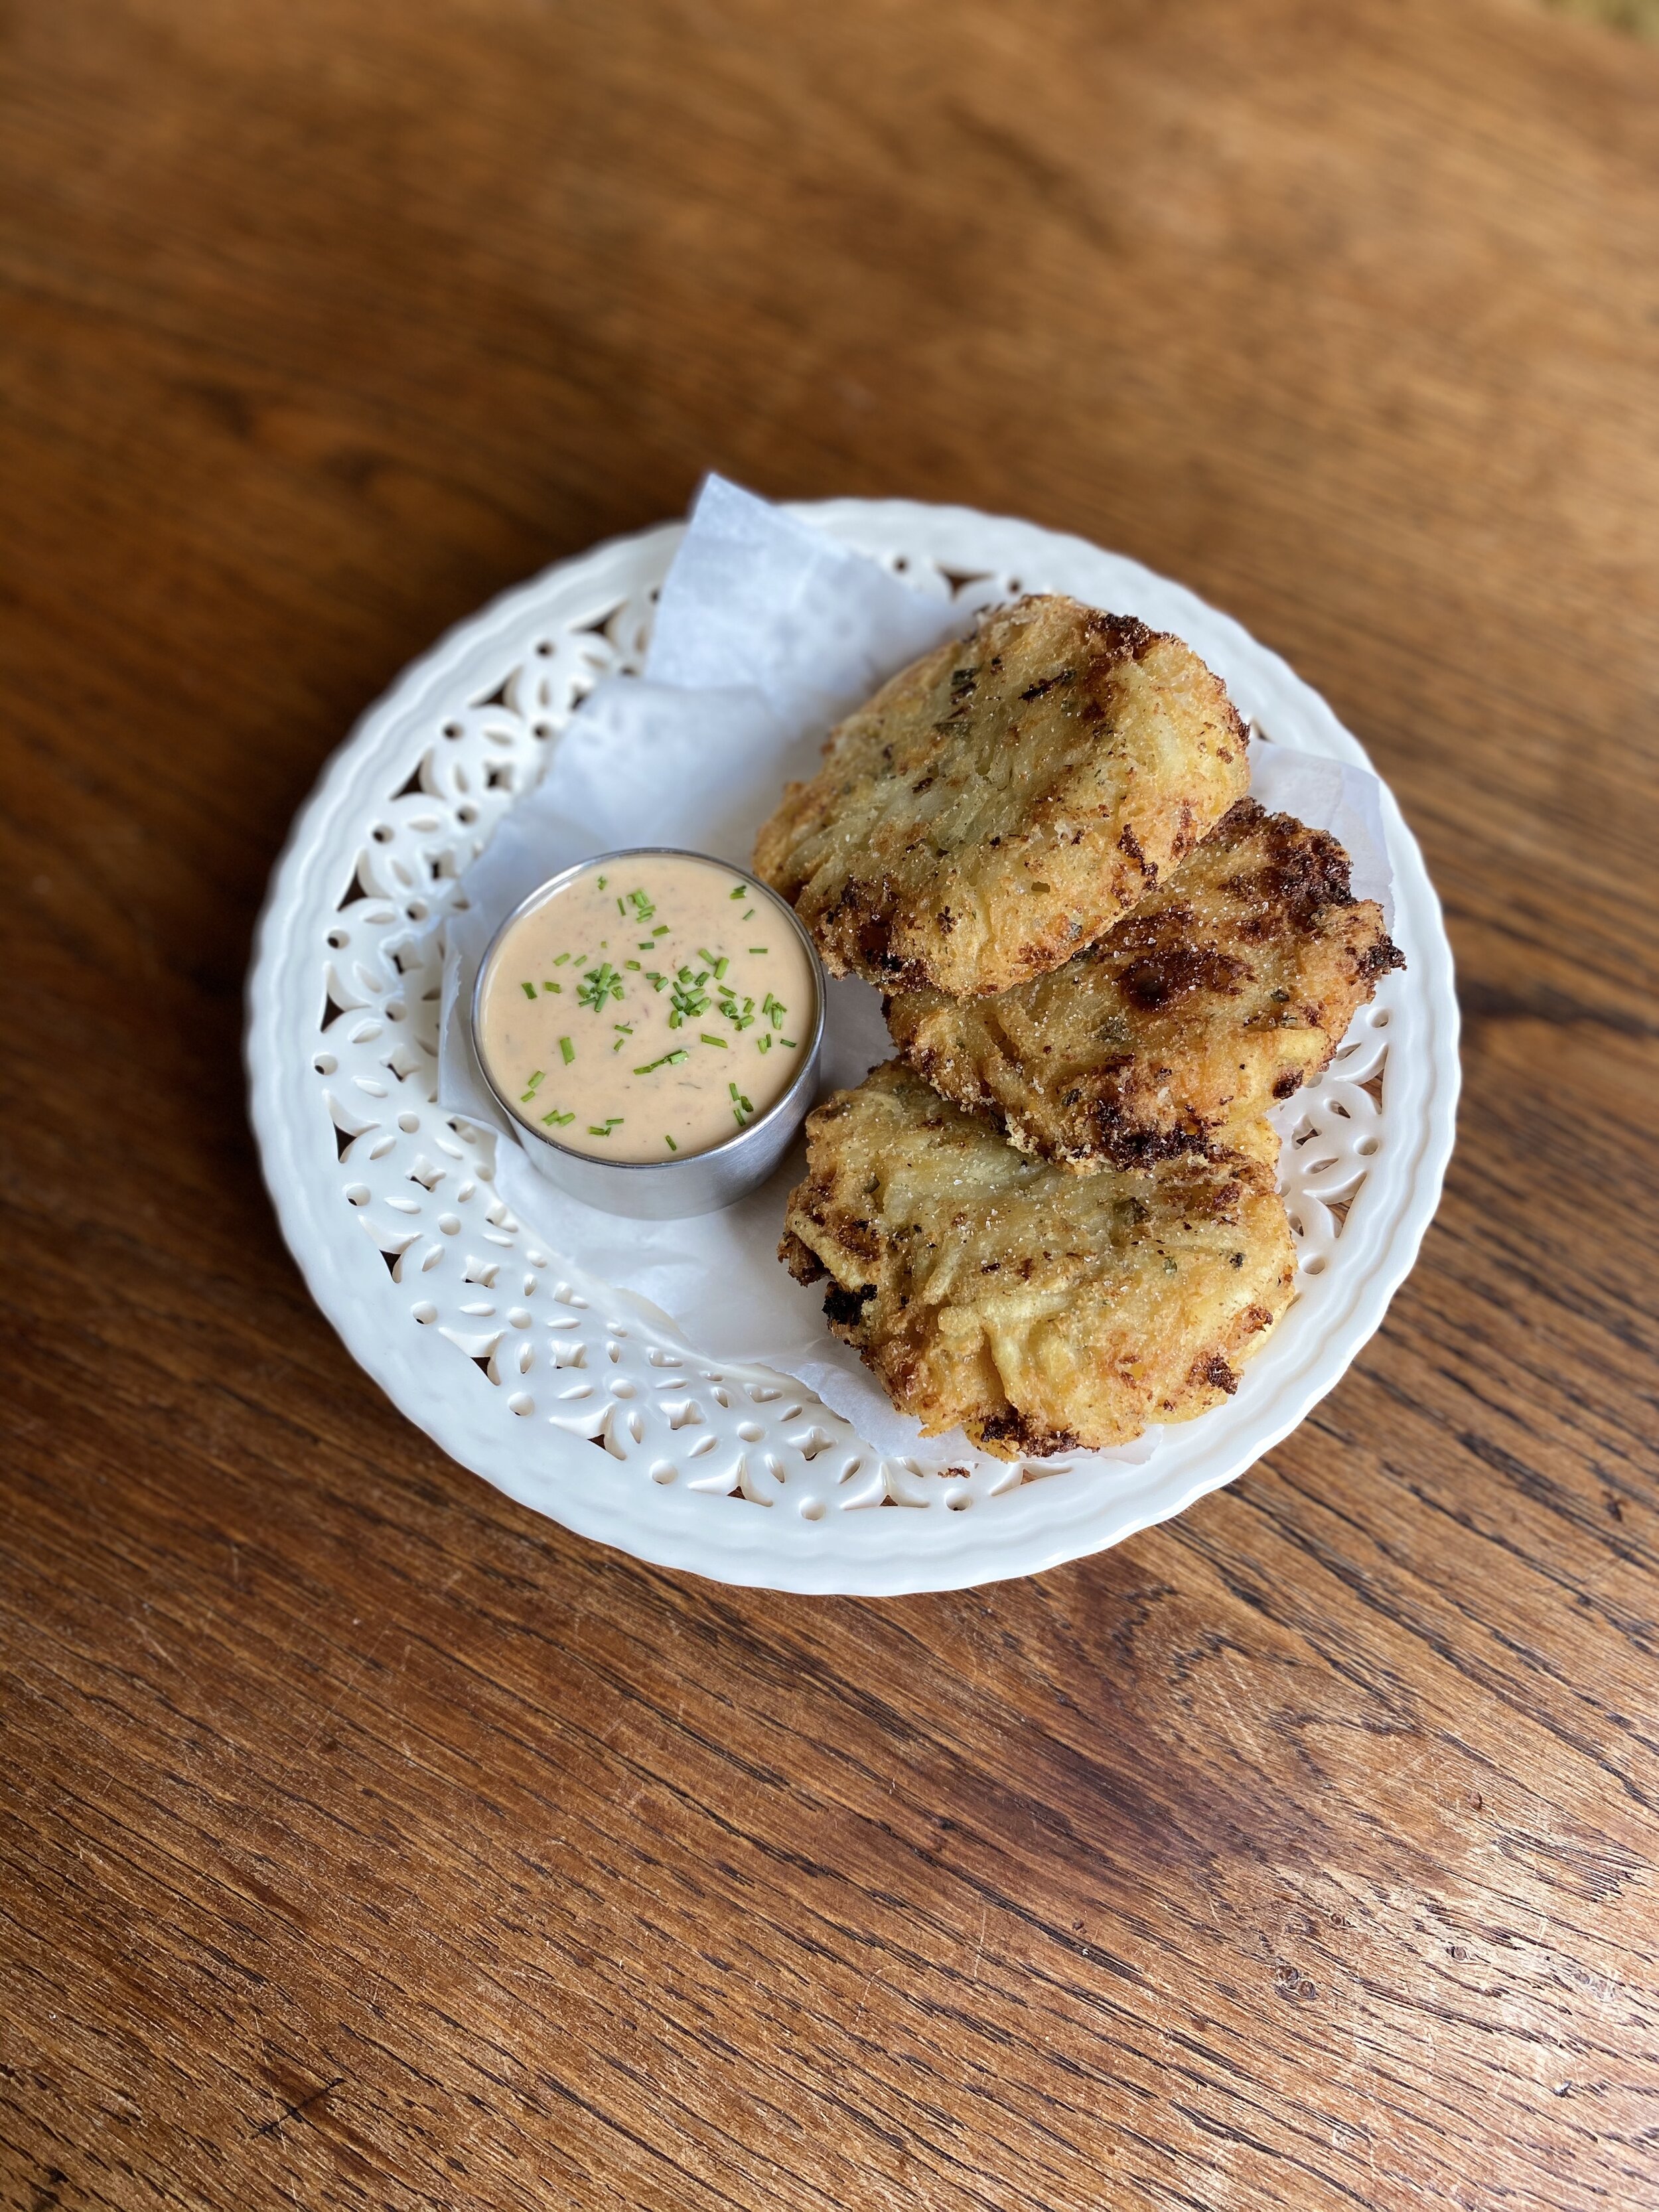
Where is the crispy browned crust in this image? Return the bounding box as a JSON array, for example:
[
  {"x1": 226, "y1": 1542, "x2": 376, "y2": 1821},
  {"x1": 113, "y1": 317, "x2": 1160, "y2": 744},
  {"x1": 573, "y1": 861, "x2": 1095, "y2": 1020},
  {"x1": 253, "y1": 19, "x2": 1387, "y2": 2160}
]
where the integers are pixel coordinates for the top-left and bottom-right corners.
[
  {"x1": 751, "y1": 593, "x2": 1249, "y2": 998},
  {"x1": 779, "y1": 1062, "x2": 1296, "y2": 1459},
  {"x1": 885, "y1": 799, "x2": 1404, "y2": 1171}
]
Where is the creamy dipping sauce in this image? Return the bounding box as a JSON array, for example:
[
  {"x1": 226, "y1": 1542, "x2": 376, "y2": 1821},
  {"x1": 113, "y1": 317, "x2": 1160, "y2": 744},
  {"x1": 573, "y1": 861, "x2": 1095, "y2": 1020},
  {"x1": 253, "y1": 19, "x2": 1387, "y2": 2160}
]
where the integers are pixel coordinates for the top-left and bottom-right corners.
[{"x1": 476, "y1": 853, "x2": 818, "y2": 1164}]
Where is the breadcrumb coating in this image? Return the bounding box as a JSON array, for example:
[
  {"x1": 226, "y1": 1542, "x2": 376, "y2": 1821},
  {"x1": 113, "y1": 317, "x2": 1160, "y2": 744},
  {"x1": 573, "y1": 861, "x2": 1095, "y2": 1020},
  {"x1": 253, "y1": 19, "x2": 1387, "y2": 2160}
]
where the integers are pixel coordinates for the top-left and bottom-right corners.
[
  {"x1": 886, "y1": 799, "x2": 1402, "y2": 1171},
  {"x1": 753, "y1": 593, "x2": 1249, "y2": 998},
  {"x1": 780, "y1": 1062, "x2": 1295, "y2": 1458}
]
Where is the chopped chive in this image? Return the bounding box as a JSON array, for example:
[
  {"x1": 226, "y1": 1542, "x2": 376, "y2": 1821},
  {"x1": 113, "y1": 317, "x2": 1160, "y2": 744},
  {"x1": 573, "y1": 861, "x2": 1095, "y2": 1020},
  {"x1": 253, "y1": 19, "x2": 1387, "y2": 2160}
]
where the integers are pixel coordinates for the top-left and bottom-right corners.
[
  {"x1": 559, "y1": 1036, "x2": 574, "y2": 1064},
  {"x1": 633, "y1": 1047, "x2": 691, "y2": 1074},
  {"x1": 637, "y1": 940, "x2": 655, "y2": 950},
  {"x1": 542, "y1": 981, "x2": 562, "y2": 994},
  {"x1": 757, "y1": 1033, "x2": 772, "y2": 1053},
  {"x1": 700, "y1": 1032, "x2": 727, "y2": 1048},
  {"x1": 520, "y1": 1069, "x2": 546, "y2": 1100},
  {"x1": 624, "y1": 959, "x2": 641, "y2": 970},
  {"x1": 729, "y1": 883, "x2": 748, "y2": 899},
  {"x1": 743, "y1": 907, "x2": 755, "y2": 920},
  {"x1": 578, "y1": 961, "x2": 624, "y2": 1012},
  {"x1": 520, "y1": 980, "x2": 536, "y2": 999},
  {"x1": 664, "y1": 1134, "x2": 677, "y2": 1151},
  {"x1": 541, "y1": 1108, "x2": 574, "y2": 1126},
  {"x1": 617, "y1": 896, "x2": 626, "y2": 915},
  {"x1": 553, "y1": 952, "x2": 571, "y2": 966},
  {"x1": 596, "y1": 875, "x2": 607, "y2": 889},
  {"x1": 652, "y1": 924, "x2": 668, "y2": 936},
  {"x1": 780, "y1": 1038, "x2": 796, "y2": 1049},
  {"x1": 748, "y1": 947, "x2": 768, "y2": 955},
  {"x1": 713, "y1": 956, "x2": 729, "y2": 979},
  {"x1": 697, "y1": 948, "x2": 718, "y2": 968}
]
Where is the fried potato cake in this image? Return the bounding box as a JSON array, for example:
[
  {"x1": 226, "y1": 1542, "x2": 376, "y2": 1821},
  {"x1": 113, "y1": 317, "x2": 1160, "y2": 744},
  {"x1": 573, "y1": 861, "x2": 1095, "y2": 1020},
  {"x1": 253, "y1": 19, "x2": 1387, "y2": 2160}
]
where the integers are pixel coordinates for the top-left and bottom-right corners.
[
  {"x1": 752, "y1": 594, "x2": 1249, "y2": 999},
  {"x1": 885, "y1": 799, "x2": 1402, "y2": 1172},
  {"x1": 780, "y1": 1061, "x2": 1295, "y2": 1458}
]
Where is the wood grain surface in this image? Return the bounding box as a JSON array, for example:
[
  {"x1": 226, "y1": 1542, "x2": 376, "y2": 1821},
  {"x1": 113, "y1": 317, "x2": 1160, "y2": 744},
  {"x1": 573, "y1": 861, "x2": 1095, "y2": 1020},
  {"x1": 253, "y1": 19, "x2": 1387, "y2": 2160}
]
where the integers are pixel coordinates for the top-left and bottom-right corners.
[{"x1": 3, "y1": 3, "x2": 1658, "y2": 2206}]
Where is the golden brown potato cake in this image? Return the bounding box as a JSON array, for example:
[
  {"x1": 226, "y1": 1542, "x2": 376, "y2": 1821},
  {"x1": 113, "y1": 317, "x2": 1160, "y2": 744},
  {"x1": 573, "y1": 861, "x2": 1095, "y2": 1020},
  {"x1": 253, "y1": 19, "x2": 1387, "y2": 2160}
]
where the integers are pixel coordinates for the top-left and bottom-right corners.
[
  {"x1": 780, "y1": 1062, "x2": 1295, "y2": 1459},
  {"x1": 886, "y1": 799, "x2": 1402, "y2": 1172},
  {"x1": 752, "y1": 594, "x2": 1249, "y2": 998}
]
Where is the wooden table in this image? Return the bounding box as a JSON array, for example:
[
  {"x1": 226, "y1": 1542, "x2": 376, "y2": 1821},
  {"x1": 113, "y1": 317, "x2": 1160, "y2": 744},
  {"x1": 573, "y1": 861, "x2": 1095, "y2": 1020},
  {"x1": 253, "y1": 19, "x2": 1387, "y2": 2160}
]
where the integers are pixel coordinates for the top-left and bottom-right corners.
[{"x1": 5, "y1": 3, "x2": 1658, "y2": 2205}]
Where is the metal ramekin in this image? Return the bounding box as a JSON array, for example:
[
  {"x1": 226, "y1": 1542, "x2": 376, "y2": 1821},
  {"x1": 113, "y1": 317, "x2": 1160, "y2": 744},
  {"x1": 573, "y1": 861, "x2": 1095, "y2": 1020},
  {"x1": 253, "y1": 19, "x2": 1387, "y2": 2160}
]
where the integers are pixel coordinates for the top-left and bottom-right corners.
[{"x1": 470, "y1": 848, "x2": 826, "y2": 1219}]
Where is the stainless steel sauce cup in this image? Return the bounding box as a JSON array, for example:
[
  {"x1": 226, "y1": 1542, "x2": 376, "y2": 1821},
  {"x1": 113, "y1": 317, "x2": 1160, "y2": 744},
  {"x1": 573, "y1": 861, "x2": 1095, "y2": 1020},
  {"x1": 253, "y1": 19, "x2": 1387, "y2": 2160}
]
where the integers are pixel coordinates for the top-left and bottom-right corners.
[{"x1": 469, "y1": 848, "x2": 826, "y2": 1219}]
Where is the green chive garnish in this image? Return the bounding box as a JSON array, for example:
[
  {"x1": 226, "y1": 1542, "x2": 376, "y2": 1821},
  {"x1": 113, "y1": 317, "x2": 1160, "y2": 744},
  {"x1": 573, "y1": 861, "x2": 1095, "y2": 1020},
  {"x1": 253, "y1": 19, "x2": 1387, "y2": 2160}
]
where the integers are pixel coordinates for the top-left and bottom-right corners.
[
  {"x1": 559, "y1": 1036, "x2": 574, "y2": 1065},
  {"x1": 748, "y1": 947, "x2": 768, "y2": 955},
  {"x1": 780, "y1": 1038, "x2": 796, "y2": 1049},
  {"x1": 541, "y1": 980, "x2": 561, "y2": 993},
  {"x1": 542, "y1": 1108, "x2": 573, "y2": 1127},
  {"x1": 520, "y1": 980, "x2": 536, "y2": 999},
  {"x1": 595, "y1": 875, "x2": 607, "y2": 889},
  {"x1": 578, "y1": 962, "x2": 624, "y2": 1012},
  {"x1": 730, "y1": 883, "x2": 748, "y2": 900},
  {"x1": 701, "y1": 1032, "x2": 727, "y2": 1048},
  {"x1": 665, "y1": 1134, "x2": 677, "y2": 1151},
  {"x1": 553, "y1": 952, "x2": 571, "y2": 966},
  {"x1": 652, "y1": 924, "x2": 668, "y2": 936},
  {"x1": 624, "y1": 959, "x2": 641, "y2": 970},
  {"x1": 520, "y1": 1070, "x2": 545, "y2": 1100}
]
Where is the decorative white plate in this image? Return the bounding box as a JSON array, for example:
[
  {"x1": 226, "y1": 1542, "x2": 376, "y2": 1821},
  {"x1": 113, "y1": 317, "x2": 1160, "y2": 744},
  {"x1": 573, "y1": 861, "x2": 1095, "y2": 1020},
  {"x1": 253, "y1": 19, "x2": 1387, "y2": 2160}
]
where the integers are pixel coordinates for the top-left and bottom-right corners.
[{"x1": 247, "y1": 500, "x2": 1459, "y2": 1595}]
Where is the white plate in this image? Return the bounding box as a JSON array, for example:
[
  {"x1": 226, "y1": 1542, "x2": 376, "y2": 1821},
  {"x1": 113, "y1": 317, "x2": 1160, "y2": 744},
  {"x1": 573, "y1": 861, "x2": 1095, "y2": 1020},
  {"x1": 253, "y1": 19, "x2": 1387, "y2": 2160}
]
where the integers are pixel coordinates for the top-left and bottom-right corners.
[{"x1": 247, "y1": 500, "x2": 1459, "y2": 1594}]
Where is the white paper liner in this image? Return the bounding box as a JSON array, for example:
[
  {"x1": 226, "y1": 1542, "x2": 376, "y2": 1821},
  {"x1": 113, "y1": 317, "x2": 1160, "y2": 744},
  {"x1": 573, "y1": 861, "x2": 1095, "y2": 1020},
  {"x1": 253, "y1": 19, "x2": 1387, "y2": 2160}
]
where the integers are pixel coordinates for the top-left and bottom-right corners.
[{"x1": 439, "y1": 478, "x2": 1394, "y2": 1473}]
